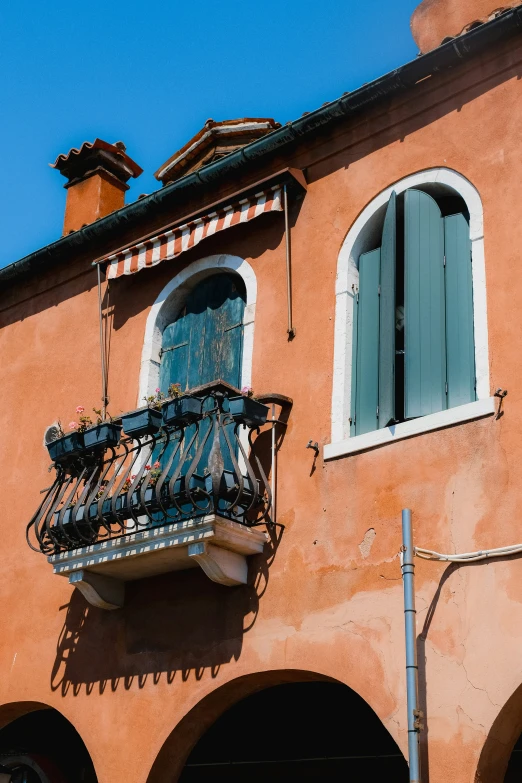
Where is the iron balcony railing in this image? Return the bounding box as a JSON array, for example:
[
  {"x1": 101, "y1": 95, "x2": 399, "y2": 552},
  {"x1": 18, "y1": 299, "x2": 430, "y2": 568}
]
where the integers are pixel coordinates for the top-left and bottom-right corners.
[{"x1": 27, "y1": 382, "x2": 273, "y2": 556}]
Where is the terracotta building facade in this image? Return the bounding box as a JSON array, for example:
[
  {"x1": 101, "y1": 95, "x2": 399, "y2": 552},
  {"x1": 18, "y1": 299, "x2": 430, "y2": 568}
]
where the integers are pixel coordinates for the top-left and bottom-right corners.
[{"x1": 2, "y1": 1, "x2": 522, "y2": 781}]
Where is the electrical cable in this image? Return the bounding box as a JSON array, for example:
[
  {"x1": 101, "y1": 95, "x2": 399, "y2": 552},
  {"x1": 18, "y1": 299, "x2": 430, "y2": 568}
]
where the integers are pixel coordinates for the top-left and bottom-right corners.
[{"x1": 415, "y1": 543, "x2": 522, "y2": 563}]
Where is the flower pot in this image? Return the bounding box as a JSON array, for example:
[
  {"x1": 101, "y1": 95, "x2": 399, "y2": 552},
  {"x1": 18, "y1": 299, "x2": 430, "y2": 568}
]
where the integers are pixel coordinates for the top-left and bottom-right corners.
[
  {"x1": 204, "y1": 470, "x2": 258, "y2": 508},
  {"x1": 46, "y1": 431, "x2": 84, "y2": 463},
  {"x1": 51, "y1": 505, "x2": 98, "y2": 547},
  {"x1": 121, "y1": 407, "x2": 162, "y2": 438},
  {"x1": 162, "y1": 396, "x2": 202, "y2": 427},
  {"x1": 83, "y1": 423, "x2": 122, "y2": 451},
  {"x1": 228, "y1": 396, "x2": 268, "y2": 427}
]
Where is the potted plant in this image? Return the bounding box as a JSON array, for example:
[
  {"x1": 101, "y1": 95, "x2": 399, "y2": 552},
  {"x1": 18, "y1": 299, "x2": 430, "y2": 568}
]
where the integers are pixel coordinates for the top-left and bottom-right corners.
[
  {"x1": 162, "y1": 383, "x2": 202, "y2": 427},
  {"x1": 46, "y1": 417, "x2": 85, "y2": 463},
  {"x1": 204, "y1": 469, "x2": 258, "y2": 509},
  {"x1": 51, "y1": 502, "x2": 98, "y2": 547},
  {"x1": 80, "y1": 408, "x2": 122, "y2": 451},
  {"x1": 228, "y1": 387, "x2": 268, "y2": 428},
  {"x1": 121, "y1": 389, "x2": 164, "y2": 437}
]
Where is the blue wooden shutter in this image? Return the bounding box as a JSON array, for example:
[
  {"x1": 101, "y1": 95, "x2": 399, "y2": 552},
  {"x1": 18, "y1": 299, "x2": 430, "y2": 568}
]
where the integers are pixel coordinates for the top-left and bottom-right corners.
[
  {"x1": 201, "y1": 275, "x2": 245, "y2": 388},
  {"x1": 354, "y1": 248, "x2": 381, "y2": 435},
  {"x1": 160, "y1": 274, "x2": 245, "y2": 394},
  {"x1": 404, "y1": 189, "x2": 446, "y2": 418},
  {"x1": 379, "y1": 191, "x2": 397, "y2": 427},
  {"x1": 159, "y1": 309, "x2": 191, "y2": 393},
  {"x1": 444, "y1": 213, "x2": 475, "y2": 408},
  {"x1": 159, "y1": 274, "x2": 245, "y2": 477}
]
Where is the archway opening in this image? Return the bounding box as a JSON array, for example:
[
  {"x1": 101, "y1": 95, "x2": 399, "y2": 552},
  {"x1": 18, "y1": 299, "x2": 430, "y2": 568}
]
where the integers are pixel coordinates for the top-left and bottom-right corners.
[
  {"x1": 504, "y1": 732, "x2": 522, "y2": 780},
  {"x1": 0, "y1": 707, "x2": 97, "y2": 783},
  {"x1": 179, "y1": 681, "x2": 408, "y2": 782}
]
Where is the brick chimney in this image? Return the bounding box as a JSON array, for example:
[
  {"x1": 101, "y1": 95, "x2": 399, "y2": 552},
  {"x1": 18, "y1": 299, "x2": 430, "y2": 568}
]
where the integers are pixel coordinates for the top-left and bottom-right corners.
[
  {"x1": 411, "y1": 0, "x2": 519, "y2": 52},
  {"x1": 51, "y1": 139, "x2": 143, "y2": 235}
]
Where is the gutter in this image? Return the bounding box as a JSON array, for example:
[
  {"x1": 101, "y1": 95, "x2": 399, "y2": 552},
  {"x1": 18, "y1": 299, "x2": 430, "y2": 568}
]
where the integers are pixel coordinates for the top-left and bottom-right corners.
[{"x1": 2, "y1": 3, "x2": 522, "y2": 286}]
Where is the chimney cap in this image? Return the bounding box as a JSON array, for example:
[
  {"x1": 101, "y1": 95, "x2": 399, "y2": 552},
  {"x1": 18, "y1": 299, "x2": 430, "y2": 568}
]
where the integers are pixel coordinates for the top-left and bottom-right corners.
[{"x1": 51, "y1": 138, "x2": 143, "y2": 186}]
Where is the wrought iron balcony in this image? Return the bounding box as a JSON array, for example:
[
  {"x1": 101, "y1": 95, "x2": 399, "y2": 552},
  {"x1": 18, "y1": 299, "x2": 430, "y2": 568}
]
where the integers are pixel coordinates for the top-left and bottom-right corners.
[{"x1": 27, "y1": 382, "x2": 289, "y2": 609}]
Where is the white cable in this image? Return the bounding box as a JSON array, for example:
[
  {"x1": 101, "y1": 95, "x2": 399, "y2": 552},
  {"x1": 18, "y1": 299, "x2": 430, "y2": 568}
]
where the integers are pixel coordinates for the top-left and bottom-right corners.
[{"x1": 415, "y1": 543, "x2": 522, "y2": 563}]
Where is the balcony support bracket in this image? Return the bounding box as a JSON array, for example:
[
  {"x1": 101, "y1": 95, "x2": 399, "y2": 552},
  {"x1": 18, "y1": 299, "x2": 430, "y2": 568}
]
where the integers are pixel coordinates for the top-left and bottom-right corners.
[
  {"x1": 188, "y1": 542, "x2": 248, "y2": 586},
  {"x1": 69, "y1": 569, "x2": 125, "y2": 611}
]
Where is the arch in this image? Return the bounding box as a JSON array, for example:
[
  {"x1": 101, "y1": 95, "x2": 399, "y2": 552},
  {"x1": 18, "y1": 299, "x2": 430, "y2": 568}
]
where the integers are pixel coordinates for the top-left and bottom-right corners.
[
  {"x1": 330, "y1": 167, "x2": 489, "y2": 445},
  {"x1": 145, "y1": 670, "x2": 407, "y2": 783},
  {"x1": 138, "y1": 254, "x2": 257, "y2": 406},
  {"x1": 476, "y1": 682, "x2": 522, "y2": 782},
  {"x1": 0, "y1": 702, "x2": 97, "y2": 782}
]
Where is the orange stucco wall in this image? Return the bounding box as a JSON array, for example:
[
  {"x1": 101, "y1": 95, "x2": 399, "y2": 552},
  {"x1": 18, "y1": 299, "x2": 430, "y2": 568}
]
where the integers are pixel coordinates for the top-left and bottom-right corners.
[
  {"x1": 411, "y1": 0, "x2": 521, "y2": 52},
  {"x1": 2, "y1": 35, "x2": 522, "y2": 783}
]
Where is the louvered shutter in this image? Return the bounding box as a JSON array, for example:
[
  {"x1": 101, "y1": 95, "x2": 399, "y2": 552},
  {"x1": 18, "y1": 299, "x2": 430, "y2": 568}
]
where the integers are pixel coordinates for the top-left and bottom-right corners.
[
  {"x1": 444, "y1": 213, "x2": 476, "y2": 408},
  {"x1": 353, "y1": 248, "x2": 381, "y2": 435},
  {"x1": 404, "y1": 189, "x2": 446, "y2": 418},
  {"x1": 379, "y1": 192, "x2": 397, "y2": 427},
  {"x1": 159, "y1": 312, "x2": 191, "y2": 393}
]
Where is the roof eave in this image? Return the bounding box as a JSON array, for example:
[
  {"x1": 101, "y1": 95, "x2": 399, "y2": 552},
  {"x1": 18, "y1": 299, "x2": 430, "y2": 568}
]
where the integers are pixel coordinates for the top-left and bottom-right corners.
[{"x1": 3, "y1": 3, "x2": 522, "y2": 286}]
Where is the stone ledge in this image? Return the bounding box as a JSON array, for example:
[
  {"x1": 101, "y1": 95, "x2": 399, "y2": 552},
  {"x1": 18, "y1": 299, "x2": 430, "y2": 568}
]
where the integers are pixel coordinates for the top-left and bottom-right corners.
[{"x1": 49, "y1": 515, "x2": 268, "y2": 610}]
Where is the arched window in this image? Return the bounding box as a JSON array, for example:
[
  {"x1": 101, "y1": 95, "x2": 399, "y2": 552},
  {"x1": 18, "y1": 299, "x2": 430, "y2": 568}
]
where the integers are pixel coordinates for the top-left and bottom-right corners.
[
  {"x1": 351, "y1": 188, "x2": 474, "y2": 435},
  {"x1": 158, "y1": 273, "x2": 246, "y2": 394},
  {"x1": 327, "y1": 169, "x2": 493, "y2": 458},
  {"x1": 138, "y1": 254, "x2": 257, "y2": 409}
]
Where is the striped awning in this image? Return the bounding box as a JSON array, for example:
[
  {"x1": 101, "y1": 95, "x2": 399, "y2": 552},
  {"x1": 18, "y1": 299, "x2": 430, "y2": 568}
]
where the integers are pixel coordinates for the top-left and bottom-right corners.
[{"x1": 104, "y1": 185, "x2": 282, "y2": 280}]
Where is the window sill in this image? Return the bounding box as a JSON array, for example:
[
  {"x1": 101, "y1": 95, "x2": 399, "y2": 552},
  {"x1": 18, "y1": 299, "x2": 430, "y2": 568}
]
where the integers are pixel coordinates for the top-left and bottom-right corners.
[{"x1": 324, "y1": 397, "x2": 495, "y2": 460}]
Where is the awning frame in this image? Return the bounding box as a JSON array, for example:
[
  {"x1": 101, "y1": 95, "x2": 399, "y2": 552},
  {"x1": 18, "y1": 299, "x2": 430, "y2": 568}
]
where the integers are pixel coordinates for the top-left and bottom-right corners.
[{"x1": 92, "y1": 167, "x2": 306, "y2": 271}]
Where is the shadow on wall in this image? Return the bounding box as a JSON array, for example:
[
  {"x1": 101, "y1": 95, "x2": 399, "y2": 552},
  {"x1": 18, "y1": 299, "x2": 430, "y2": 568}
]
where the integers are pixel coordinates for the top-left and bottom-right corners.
[
  {"x1": 416, "y1": 557, "x2": 522, "y2": 783},
  {"x1": 49, "y1": 525, "x2": 283, "y2": 697}
]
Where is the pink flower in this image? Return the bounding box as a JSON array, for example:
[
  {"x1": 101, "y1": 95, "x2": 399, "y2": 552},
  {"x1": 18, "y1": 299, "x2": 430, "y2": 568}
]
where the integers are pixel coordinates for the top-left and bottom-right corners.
[
  {"x1": 241, "y1": 386, "x2": 252, "y2": 395},
  {"x1": 153, "y1": 461, "x2": 161, "y2": 469},
  {"x1": 155, "y1": 388, "x2": 161, "y2": 394},
  {"x1": 76, "y1": 405, "x2": 85, "y2": 414},
  {"x1": 69, "y1": 421, "x2": 78, "y2": 430},
  {"x1": 145, "y1": 464, "x2": 151, "y2": 471},
  {"x1": 130, "y1": 474, "x2": 136, "y2": 481}
]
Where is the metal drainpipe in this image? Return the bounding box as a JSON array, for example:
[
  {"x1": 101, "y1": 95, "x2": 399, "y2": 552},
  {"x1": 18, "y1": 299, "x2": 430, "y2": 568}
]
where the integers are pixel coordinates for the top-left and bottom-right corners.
[
  {"x1": 283, "y1": 184, "x2": 296, "y2": 339},
  {"x1": 401, "y1": 508, "x2": 422, "y2": 783}
]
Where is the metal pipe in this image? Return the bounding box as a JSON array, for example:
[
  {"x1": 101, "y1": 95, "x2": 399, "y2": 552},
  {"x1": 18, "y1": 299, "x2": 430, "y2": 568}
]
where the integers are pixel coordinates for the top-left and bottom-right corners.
[
  {"x1": 401, "y1": 509, "x2": 421, "y2": 783},
  {"x1": 283, "y1": 184, "x2": 296, "y2": 339},
  {"x1": 271, "y1": 404, "x2": 277, "y2": 521},
  {"x1": 97, "y1": 263, "x2": 108, "y2": 420}
]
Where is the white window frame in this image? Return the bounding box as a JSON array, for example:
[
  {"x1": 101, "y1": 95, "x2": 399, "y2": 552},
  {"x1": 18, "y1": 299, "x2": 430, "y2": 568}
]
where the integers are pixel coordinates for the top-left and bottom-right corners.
[{"x1": 326, "y1": 168, "x2": 492, "y2": 460}]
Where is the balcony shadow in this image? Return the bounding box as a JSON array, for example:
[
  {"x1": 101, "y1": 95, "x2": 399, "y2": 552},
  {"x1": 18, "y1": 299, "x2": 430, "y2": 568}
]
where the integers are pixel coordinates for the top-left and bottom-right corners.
[{"x1": 50, "y1": 522, "x2": 283, "y2": 697}]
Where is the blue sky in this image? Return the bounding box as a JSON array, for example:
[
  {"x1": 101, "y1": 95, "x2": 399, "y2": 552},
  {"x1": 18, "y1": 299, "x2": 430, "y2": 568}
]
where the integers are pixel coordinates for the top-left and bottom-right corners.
[{"x1": 0, "y1": 0, "x2": 419, "y2": 269}]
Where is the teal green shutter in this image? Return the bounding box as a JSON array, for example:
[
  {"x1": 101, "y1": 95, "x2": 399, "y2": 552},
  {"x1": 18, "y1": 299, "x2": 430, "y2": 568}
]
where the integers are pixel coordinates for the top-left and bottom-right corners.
[
  {"x1": 404, "y1": 189, "x2": 446, "y2": 418},
  {"x1": 379, "y1": 192, "x2": 396, "y2": 427},
  {"x1": 354, "y1": 248, "x2": 381, "y2": 435},
  {"x1": 444, "y1": 213, "x2": 475, "y2": 408}
]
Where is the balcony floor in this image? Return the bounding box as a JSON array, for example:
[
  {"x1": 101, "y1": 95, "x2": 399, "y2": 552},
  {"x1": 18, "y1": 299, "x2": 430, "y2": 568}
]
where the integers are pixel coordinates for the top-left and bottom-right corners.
[{"x1": 48, "y1": 514, "x2": 268, "y2": 610}]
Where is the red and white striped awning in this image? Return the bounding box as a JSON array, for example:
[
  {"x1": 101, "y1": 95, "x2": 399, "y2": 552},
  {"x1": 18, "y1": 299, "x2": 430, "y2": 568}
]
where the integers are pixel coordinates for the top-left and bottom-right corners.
[{"x1": 103, "y1": 185, "x2": 282, "y2": 280}]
